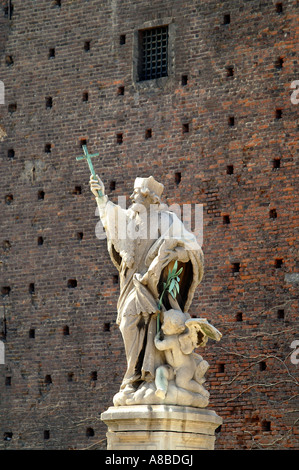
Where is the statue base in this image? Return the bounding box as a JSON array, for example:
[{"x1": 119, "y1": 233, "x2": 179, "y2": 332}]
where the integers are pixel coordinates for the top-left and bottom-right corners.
[{"x1": 101, "y1": 405, "x2": 222, "y2": 450}]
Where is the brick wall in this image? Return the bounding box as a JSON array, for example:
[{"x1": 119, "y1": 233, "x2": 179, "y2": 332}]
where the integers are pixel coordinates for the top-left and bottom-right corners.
[{"x1": 0, "y1": 0, "x2": 298, "y2": 449}]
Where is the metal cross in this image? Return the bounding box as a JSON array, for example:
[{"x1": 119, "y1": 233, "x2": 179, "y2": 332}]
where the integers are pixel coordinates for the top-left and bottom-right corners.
[{"x1": 76, "y1": 145, "x2": 103, "y2": 197}]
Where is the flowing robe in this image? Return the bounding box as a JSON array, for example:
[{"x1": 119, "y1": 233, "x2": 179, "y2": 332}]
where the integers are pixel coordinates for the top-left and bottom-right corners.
[{"x1": 97, "y1": 196, "x2": 204, "y2": 390}]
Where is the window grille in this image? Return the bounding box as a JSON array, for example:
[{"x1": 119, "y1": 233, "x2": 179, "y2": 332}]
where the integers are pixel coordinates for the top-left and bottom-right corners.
[{"x1": 139, "y1": 26, "x2": 168, "y2": 81}]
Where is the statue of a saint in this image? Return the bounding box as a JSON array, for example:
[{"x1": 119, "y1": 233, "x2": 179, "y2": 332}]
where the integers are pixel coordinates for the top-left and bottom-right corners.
[{"x1": 90, "y1": 175, "x2": 221, "y2": 407}]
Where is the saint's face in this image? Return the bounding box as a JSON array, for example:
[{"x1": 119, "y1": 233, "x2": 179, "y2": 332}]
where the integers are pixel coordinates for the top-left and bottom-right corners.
[
  {"x1": 132, "y1": 189, "x2": 144, "y2": 204},
  {"x1": 131, "y1": 188, "x2": 152, "y2": 209}
]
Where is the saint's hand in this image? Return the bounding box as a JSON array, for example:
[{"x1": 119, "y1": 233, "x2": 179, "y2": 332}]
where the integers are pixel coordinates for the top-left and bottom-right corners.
[{"x1": 90, "y1": 174, "x2": 105, "y2": 198}]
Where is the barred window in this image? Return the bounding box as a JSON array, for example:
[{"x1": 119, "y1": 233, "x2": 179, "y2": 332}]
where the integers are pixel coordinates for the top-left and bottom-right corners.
[{"x1": 138, "y1": 26, "x2": 168, "y2": 81}]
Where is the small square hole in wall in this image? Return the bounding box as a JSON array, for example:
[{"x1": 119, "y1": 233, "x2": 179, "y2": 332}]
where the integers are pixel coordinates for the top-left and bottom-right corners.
[
  {"x1": 275, "y1": 109, "x2": 282, "y2": 120},
  {"x1": 119, "y1": 34, "x2": 126, "y2": 45},
  {"x1": 5, "y1": 376, "x2": 11, "y2": 386},
  {"x1": 259, "y1": 361, "x2": 267, "y2": 371},
  {"x1": 73, "y1": 186, "x2": 82, "y2": 195},
  {"x1": 8, "y1": 103, "x2": 17, "y2": 113},
  {"x1": 7, "y1": 149, "x2": 15, "y2": 159},
  {"x1": 3, "y1": 432, "x2": 13, "y2": 441},
  {"x1": 45, "y1": 97, "x2": 53, "y2": 109},
  {"x1": 45, "y1": 143, "x2": 51, "y2": 153},
  {"x1": 29, "y1": 328, "x2": 35, "y2": 339},
  {"x1": 175, "y1": 172, "x2": 181, "y2": 185},
  {"x1": 77, "y1": 231, "x2": 83, "y2": 241},
  {"x1": 80, "y1": 138, "x2": 87, "y2": 148},
  {"x1": 1, "y1": 286, "x2": 11, "y2": 297},
  {"x1": 218, "y1": 363, "x2": 225, "y2": 373},
  {"x1": 109, "y1": 181, "x2": 116, "y2": 191},
  {"x1": 116, "y1": 133, "x2": 123, "y2": 145},
  {"x1": 38, "y1": 190, "x2": 45, "y2": 200},
  {"x1": 63, "y1": 325, "x2": 70, "y2": 336},
  {"x1": 182, "y1": 123, "x2": 189, "y2": 134},
  {"x1": 54, "y1": 0, "x2": 61, "y2": 8},
  {"x1": 228, "y1": 116, "x2": 235, "y2": 127},
  {"x1": 262, "y1": 420, "x2": 271, "y2": 432},
  {"x1": 227, "y1": 165, "x2": 234, "y2": 175},
  {"x1": 113, "y1": 274, "x2": 119, "y2": 284},
  {"x1": 82, "y1": 92, "x2": 89, "y2": 102},
  {"x1": 275, "y1": 57, "x2": 284, "y2": 70},
  {"x1": 181, "y1": 74, "x2": 188, "y2": 86},
  {"x1": 276, "y1": 3, "x2": 283, "y2": 14},
  {"x1": 48, "y1": 48, "x2": 55, "y2": 59},
  {"x1": 90, "y1": 371, "x2": 97, "y2": 381},
  {"x1": 269, "y1": 208, "x2": 277, "y2": 219},
  {"x1": 86, "y1": 428, "x2": 94, "y2": 437},
  {"x1": 5, "y1": 194, "x2": 13, "y2": 205},
  {"x1": 223, "y1": 13, "x2": 230, "y2": 25},
  {"x1": 37, "y1": 236, "x2": 44, "y2": 246},
  {"x1": 67, "y1": 372, "x2": 74, "y2": 382},
  {"x1": 45, "y1": 375, "x2": 52, "y2": 385},
  {"x1": 104, "y1": 322, "x2": 110, "y2": 332},
  {"x1": 29, "y1": 283, "x2": 35, "y2": 295},
  {"x1": 273, "y1": 158, "x2": 281, "y2": 170},
  {"x1": 145, "y1": 128, "x2": 152, "y2": 139},
  {"x1": 67, "y1": 279, "x2": 77, "y2": 288},
  {"x1": 232, "y1": 262, "x2": 240, "y2": 273},
  {"x1": 223, "y1": 215, "x2": 230, "y2": 224},
  {"x1": 117, "y1": 86, "x2": 125, "y2": 96},
  {"x1": 5, "y1": 55, "x2": 14, "y2": 66},
  {"x1": 44, "y1": 430, "x2": 50, "y2": 440},
  {"x1": 275, "y1": 258, "x2": 283, "y2": 269},
  {"x1": 277, "y1": 309, "x2": 285, "y2": 320},
  {"x1": 226, "y1": 66, "x2": 234, "y2": 77},
  {"x1": 236, "y1": 312, "x2": 243, "y2": 322},
  {"x1": 84, "y1": 41, "x2": 90, "y2": 52}
]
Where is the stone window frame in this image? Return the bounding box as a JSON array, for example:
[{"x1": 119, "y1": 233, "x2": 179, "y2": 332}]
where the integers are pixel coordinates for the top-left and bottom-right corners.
[{"x1": 132, "y1": 18, "x2": 176, "y2": 90}]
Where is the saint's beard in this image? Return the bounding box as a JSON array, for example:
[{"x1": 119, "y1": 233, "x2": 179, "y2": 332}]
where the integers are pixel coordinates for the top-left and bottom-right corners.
[
  {"x1": 130, "y1": 202, "x2": 147, "y2": 214},
  {"x1": 130, "y1": 201, "x2": 162, "y2": 215}
]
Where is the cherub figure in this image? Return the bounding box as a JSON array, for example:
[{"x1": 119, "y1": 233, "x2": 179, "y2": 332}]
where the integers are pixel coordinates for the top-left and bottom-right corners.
[{"x1": 154, "y1": 309, "x2": 221, "y2": 399}]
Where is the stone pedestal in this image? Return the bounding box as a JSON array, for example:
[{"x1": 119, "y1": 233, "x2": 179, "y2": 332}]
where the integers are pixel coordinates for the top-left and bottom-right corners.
[{"x1": 101, "y1": 405, "x2": 222, "y2": 450}]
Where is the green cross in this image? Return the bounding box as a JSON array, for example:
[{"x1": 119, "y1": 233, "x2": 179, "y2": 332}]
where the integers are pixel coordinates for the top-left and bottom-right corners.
[{"x1": 76, "y1": 145, "x2": 103, "y2": 197}]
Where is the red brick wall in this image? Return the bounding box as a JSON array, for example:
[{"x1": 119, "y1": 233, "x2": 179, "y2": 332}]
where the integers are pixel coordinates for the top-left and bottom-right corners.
[{"x1": 0, "y1": 0, "x2": 298, "y2": 449}]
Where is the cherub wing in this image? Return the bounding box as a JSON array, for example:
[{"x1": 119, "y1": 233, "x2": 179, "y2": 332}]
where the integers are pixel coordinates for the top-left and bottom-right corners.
[{"x1": 185, "y1": 318, "x2": 222, "y2": 348}]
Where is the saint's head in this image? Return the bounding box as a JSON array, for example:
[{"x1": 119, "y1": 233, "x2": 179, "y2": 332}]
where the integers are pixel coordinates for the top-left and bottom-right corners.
[{"x1": 130, "y1": 176, "x2": 164, "y2": 208}]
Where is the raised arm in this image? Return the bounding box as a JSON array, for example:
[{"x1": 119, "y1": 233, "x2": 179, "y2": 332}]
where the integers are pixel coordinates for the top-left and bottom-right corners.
[
  {"x1": 90, "y1": 174, "x2": 127, "y2": 271},
  {"x1": 90, "y1": 174, "x2": 108, "y2": 210}
]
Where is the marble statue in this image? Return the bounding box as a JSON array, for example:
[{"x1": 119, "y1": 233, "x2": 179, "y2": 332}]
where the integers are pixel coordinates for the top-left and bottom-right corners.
[{"x1": 90, "y1": 174, "x2": 221, "y2": 407}]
